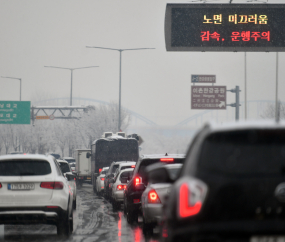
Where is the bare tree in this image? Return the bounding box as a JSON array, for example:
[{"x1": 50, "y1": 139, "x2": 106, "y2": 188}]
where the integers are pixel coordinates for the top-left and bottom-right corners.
[{"x1": 261, "y1": 101, "x2": 285, "y2": 120}]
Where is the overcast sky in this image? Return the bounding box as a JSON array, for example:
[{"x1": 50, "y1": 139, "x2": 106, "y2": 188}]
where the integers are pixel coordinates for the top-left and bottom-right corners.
[{"x1": 0, "y1": 0, "x2": 284, "y2": 127}]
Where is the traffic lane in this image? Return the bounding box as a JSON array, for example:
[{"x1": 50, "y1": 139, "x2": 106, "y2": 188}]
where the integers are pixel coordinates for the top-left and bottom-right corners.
[{"x1": 2, "y1": 183, "x2": 159, "y2": 242}]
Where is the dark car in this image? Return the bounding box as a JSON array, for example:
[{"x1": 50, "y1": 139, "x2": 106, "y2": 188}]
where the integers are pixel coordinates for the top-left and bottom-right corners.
[
  {"x1": 161, "y1": 121, "x2": 285, "y2": 242},
  {"x1": 104, "y1": 161, "x2": 125, "y2": 198},
  {"x1": 123, "y1": 154, "x2": 185, "y2": 224}
]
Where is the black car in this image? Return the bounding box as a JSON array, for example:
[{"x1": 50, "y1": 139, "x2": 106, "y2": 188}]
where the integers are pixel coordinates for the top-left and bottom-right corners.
[
  {"x1": 161, "y1": 121, "x2": 285, "y2": 242},
  {"x1": 123, "y1": 154, "x2": 185, "y2": 224}
]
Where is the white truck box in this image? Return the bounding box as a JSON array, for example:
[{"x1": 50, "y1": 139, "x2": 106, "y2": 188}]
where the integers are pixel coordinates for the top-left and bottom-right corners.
[{"x1": 75, "y1": 149, "x2": 91, "y2": 184}]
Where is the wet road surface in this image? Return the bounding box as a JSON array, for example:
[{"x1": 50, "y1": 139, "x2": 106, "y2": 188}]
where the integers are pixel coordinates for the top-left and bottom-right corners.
[{"x1": 1, "y1": 183, "x2": 160, "y2": 242}]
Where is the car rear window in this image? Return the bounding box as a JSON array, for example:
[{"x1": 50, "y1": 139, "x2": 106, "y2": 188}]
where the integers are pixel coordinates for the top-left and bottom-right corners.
[
  {"x1": 111, "y1": 164, "x2": 119, "y2": 173},
  {"x1": 138, "y1": 159, "x2": 184, "y2": 183},
  {"x1": 0, "y1": 159, "x2": 52, "y2": 176},
  {"x1": 199, "y1": 129, "x2": 285, "y2": 176},
  {"x1": 59, "y1": 163, "x2": 70, "y2": 173}
]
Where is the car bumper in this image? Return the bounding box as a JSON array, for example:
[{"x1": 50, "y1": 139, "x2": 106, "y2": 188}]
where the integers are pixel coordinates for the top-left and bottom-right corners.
[
  {"x1": 166, "y1": 219, "x2": 285, "y2": 242},
  {"x1": 0, "y1": 207, "x2": 67, "y2": 225},
  {"x1": 113, "y1": 191, "x2": 124, "y2": 202},
  {"x1": 143, "y1": 204, "x2": 162, "y2": 224}
]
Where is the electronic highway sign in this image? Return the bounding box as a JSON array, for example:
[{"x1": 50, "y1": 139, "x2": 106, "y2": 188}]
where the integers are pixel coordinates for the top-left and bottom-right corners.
[
  {"x1": 191, "y1": 86, "x2": 226, "y2": 110},
  {"x1": 192, "y1": 75, "x2": 216, "y2": 83},
  {"x1": 0, "y1": 101, "x2": 30, "y2": 124},
  {"x1": 165, "y1": 4, "x2": 285, "y2": 52}
]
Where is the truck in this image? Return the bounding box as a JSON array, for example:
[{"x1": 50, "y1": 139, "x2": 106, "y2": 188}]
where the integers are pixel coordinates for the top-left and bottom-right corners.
[
  {"x1": 87, "y1": 132, "x2": 139, "y2": 193},
  {"x1": 75, "y1": 149, "x2": 92, "y2": 186}
]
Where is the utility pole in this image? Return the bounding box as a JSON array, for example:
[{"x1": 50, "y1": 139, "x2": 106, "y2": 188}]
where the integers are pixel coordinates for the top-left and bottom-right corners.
[{"x1": 227, "y1": 86, "x2": 241, "y2": 121}]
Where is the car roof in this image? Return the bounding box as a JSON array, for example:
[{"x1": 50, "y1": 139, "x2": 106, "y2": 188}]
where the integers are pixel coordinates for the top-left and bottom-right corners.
[
  {"x1": 118, "y1": 162, "x2": 136, "y2": 166},
  {"x1": 63, "y1": 157, "x2": 74, "y2": 159},
  {"x1": 140, "y1": 154, "x2": 185, "y2": 159},
  {"x1": 205, "y1": 120, "x2": 285, "y2": 134},
  {"x1": 57, "y1": 160, "x2": 69, "y2": 164},
  {"x1": 118, "y1": 168, "x2": 134, "y2": 175},
  {"x1": 0, "y1": 154, "x2": 52, "y2": 162},
  {"x1": 102, "y1": 167, "x2": 109, "y2": 170}
]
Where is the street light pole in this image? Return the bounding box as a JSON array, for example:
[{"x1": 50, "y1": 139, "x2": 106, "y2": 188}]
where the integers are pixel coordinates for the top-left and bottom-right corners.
[
  {"x1": 44, "y1": 66, "x2": 99, "y2": 106},
  {"x1": 1, "y1": 76, "x2": 22, "y2": 101},
  {"x1": 86, "y1": 46, "x2": 155, "y2": 131}
]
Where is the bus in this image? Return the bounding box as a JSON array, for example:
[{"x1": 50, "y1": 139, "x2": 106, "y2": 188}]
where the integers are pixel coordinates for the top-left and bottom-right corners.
[{"x1": 89, "y1": 133, "x2": 139, "y2": 192}]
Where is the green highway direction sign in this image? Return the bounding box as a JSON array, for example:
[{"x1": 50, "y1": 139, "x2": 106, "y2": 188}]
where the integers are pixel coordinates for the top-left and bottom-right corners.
[{"x1": 0, "y1": 101, "x2": 31, "y2": 124}]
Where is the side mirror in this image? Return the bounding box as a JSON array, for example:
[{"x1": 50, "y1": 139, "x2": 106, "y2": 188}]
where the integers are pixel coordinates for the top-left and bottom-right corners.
[
  {"x1": 136, "y1": 183, "x2": 145, "y2": 191},
  {"x1": 66, "y1": 173, "x2": 76, "y2": 181},
  {"x1": 121, "y1": 177, "x2": 128, "y2": 183},
  {"x1": 86, "y1": 153, "x2": 91, "y2": 158}
]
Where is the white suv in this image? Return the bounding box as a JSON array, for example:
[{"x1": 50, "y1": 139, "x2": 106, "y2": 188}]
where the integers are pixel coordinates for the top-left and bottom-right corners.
[{"x1": 0, "y1": 154, "x2": 74, "y2": 237}]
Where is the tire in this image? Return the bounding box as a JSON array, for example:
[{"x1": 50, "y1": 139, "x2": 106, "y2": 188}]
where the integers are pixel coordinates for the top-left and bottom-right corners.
[
  {"x1": 57, "y1": 210, "x2": 72, "y2": 237},
  {"x1": 73, "y1": 199, "x2": 76, "y2": 210},
  {"x1": 126, "y1": 208, "x2": 138, "y2": 224},
  {"x1": 123, "y1": 199, "x2": 127, "y2": 214},
  {"x1": 142, "y1": 217, "x2": 154, "y2": 235}
]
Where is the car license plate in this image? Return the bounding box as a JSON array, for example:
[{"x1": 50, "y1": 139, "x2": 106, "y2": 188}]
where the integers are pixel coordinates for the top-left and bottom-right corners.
[
  {"x1": 251, "y1": 236, "x2": 285, "y2": 242},
  {"x1": 87, "y1": 177, "x2": 91, "y2": 180},
  {"x1": 8, "y1": 183, "x2": 35, "y2": 190}
]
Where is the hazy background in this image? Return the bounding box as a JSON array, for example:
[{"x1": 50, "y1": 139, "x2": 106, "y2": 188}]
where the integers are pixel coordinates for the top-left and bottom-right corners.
[{"x1": 0, "y1": 0, "x2": 284, "y2": 131}]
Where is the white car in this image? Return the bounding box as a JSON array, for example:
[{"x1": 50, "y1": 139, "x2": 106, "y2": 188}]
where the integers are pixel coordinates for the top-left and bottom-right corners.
[
  {"x1": 0, "y1": 154, "x2": 74, "y2": 237},
  {"x1": 69, "y1": 162, "x2": 76, "y2": 172},
  {"x1": 57, "y1": 159, "x2": 77, "y2": 209},
  {"x1": 111, "y1": 168, "x2": 134, "y2": 210},
  {"x1": 96, "y1": 167, "x2": 109, "y2": 195},
  {"x1": 63, "y1": 157, "x2": 75, "y2": 164}
]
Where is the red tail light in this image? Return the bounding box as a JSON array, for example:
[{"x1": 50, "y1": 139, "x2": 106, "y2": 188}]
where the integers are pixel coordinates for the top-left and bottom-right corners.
[
  {"x1": 74, "y1": 178, "x2": 76, "y2": 181},
  {"x1": 148, "y1": 189, "x2": 161, "y2": 203},
  {"x1": 99, "y1": 168, "x2": 102, "y2": 173},
  {"x1": 100, "y1": 177, "x2": 105, "y2": 181},
  {"x1": 123, "y1": 185, "x2": 127, "y2": 190},
  {"x1": 131, "y1": 165, "x2": 135, "y2": 168},
  {"x1": 160, "y1": 158, "x2": 174, "y2": 162},
  {"x1": 0, "y1": 183, "x2": 2, "y2": 188},
  {"x1": 178, "y1": 180, "x2": 208, "y2": 219},
  {"x1": 134, "y1": 177, "x2": 142, "y2": 186},
  {"x1": 40, "y1": 182, "x2": 64, "y2": 190},
  {"x1": 133, "y1": 199, "x2": 140, "y2": 203},
  {"x1": 117, "y1": 185, "x2": 123, "y2": 190}
]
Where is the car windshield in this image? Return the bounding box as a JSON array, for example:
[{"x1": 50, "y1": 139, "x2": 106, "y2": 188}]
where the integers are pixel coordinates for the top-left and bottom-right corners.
[{"x1": 0, "y1": 160, "x2": 51, "y2": 176}]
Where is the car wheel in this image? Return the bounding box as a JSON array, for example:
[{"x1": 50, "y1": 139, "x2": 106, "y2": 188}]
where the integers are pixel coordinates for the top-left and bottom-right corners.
[
  {"x1": 142, "y1": 217, "x2": 154, "y2": 235},
  {"x1": 123, "y1": 199, "x2": 127, "y2": 214},
  {"x1": 126, "y1": 208, "x2": 138, "y2": 224},
  {"x1": 57, "y1": 210, "x2": 71, "y2": 237},
  {"x1": 73, "y1": 199, "x2": 76, "y2": 210}
]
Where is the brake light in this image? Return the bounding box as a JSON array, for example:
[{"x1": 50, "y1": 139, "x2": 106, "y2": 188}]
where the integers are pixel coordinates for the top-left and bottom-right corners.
[
  {"x1": 100, "y1": 177, "x2": 105, "y2": 181},
  {"x1": 160, "y1": 158, "x2": 174, "y2": 162},
  {"x1": 117, "y1": 185, "x2": 123, "y2": 190},
  {"x1": 178, "y1": 179, "x2": 207, "y2": 219},
  {"x1": 133, "y1": 199, "x2": 140, "y2": 203},
  {"x1": 134, "y1": 177, "x2": 142, "y2": 186},
  {"x1": 131, "y1": 165, "x2": 135, "y2": 168},
  {"x1": 148, "y1": 189, "x2": 161, "y2": 204},
  {"x1": 0, "y1": 183, "x2": 2, "y2": 188},
  {"x1": 74, "y1": 178, "x2": 76, "y2": 181},
  {"x1": 99, "y1": 168, "x2": 102, "y2": 173},
  {"x1": 40, "y1": 182, "x2": 64, "y2": 190}
]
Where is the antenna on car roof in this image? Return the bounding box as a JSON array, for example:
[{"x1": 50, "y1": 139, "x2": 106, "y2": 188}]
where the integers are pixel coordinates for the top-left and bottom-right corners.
[{"x1": 165, "y1": 153, "x2": 168, "y2": 156}]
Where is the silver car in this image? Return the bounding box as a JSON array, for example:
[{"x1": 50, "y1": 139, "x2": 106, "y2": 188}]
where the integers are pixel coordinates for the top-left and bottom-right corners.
[
  {"x1": 111, "y1": 168, "x2": 134, "y2": 210},
  {"x1": 96, "y1": 167, "x2": 109, "y2": 195},
  {"x1": 141, "y1": 163, "x2": 182, "y2": 234}
]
